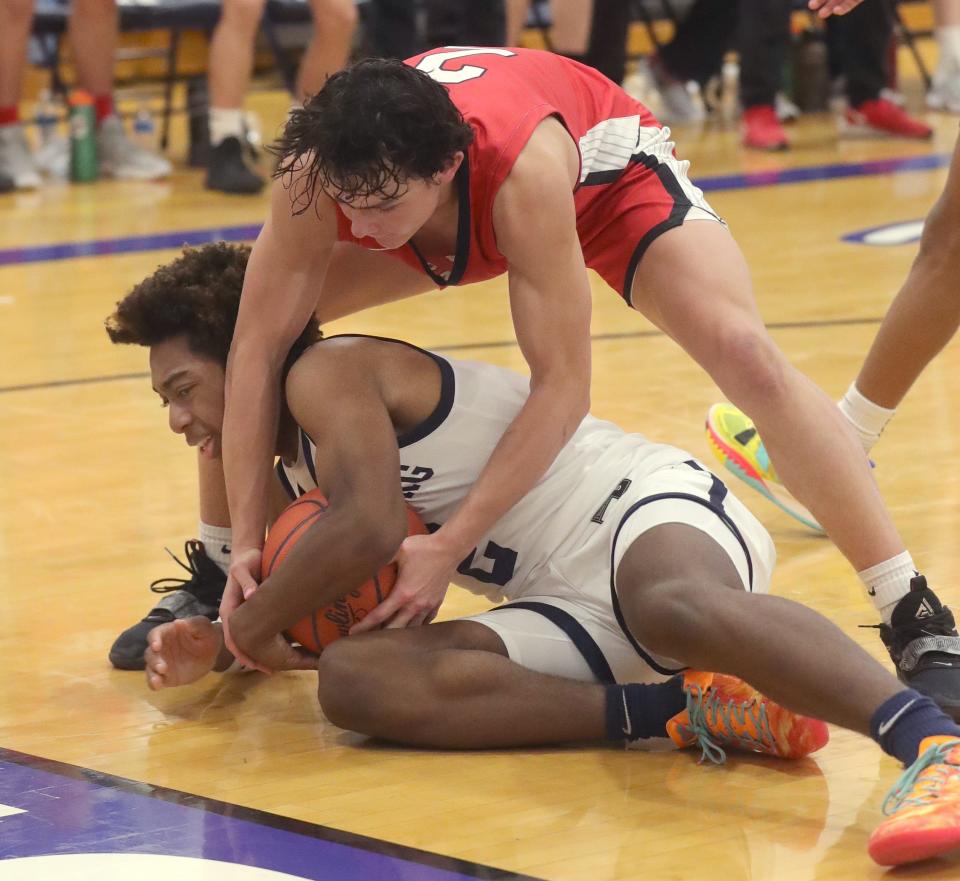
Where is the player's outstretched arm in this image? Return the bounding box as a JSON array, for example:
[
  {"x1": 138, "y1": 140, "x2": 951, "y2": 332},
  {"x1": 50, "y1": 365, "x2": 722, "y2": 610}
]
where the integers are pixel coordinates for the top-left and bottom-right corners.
[
  {"x1": 221, "y1": 180, "x2": 337, "y2": 610},
  {"x1": 355, "y1": 119, "x2": 593, "y2": 633},
  {"x1": 226, "y1": 342, "x2": 410, "y2": 669},
  {"x1": 481, "y1": 121, "x2": 593, "y2": 528}
]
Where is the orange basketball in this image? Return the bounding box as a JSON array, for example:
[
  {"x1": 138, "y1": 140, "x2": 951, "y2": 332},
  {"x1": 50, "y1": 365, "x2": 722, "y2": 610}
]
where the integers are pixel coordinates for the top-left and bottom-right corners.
[{"x1": 262, "y1": 488, "x2": 428, "y2": 654}]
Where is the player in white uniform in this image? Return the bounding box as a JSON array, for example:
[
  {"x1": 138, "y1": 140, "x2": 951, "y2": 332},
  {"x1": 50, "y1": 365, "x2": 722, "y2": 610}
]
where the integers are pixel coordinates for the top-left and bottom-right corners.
[
  {"x1": 277, "y1": 342, "x2": 775, "y2": 687},
  {"x1": 107, "y1": 244, "x2": 960, "y2": 867}
]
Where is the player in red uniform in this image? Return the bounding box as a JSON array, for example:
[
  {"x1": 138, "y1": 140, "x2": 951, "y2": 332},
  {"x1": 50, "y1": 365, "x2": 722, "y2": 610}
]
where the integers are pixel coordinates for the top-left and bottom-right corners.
[{"x1": 172, "y1": 46, "x2": 960, "y2": 710}]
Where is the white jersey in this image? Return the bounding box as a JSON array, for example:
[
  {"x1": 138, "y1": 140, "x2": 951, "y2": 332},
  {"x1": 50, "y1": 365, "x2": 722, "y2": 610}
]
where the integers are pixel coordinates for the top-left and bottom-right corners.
[{"x1": 276, "y1": 339, "x2": 701, "y2": 603}]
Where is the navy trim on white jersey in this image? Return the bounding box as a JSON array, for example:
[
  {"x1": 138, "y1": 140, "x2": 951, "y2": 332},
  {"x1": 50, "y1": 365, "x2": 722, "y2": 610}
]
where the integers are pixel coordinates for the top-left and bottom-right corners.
[
  {"x1": 490, "y1": 600, "x2": 617, "y2": 685},
  {"x1": 275, "y1": 459, "x2": 297, "y2": 502},
  {"x1": 396, "y1": 355, "x2": 455, "y2": 447},
  {"x1": 300, "y1": 428, "x2": 319, "y2": 485},
  {"x1": 293, "y1": 334, "x2": 456, "y2": 453}
]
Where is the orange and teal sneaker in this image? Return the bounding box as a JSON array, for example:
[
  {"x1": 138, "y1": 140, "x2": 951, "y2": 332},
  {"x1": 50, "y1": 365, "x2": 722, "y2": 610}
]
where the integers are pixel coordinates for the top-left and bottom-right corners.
[
  {"x1": 666, "y1": 671, "x2": 829, "y2": 763},
  {"x1": 869, "y1": 735, "x2": 960, "y2": 866},
  {"x1": 705, "y1": 403, "x2": 823, "y2": 533}
]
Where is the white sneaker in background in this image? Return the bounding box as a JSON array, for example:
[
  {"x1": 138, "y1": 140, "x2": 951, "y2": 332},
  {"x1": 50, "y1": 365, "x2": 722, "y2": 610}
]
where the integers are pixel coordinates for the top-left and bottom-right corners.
[
  {"x1": 927, "y1": 71, "x2": 960, "y2": 113},
  {"x1": 642, "y1": 57, "x2": 706, "y2": 124},
  {"x1": 97, "y1": 115, "x2": 172, "y2": 180},
  {"x1": 33, "y1": 135, "x2": 69, "y2": 180},
  {"x1": 0, "y1": 124, "x2": 41, "y2": 189},
  {"x1": 775, "y1": 92, "x2": 801, "y2": 122}
]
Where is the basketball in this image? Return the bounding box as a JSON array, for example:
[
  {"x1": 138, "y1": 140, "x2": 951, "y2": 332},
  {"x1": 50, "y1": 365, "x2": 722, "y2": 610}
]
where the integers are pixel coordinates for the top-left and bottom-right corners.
[{"x1": 262, "y1": 488, "x2": 428, "y2": 653}]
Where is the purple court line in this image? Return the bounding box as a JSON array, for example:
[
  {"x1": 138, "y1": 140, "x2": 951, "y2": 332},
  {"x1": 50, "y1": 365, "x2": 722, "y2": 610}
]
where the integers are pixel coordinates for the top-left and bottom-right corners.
[
  {"x1": 0, "y1": 747, "x2": 543, "y2": 881},
  {"x1": 0, "y1": 223, "x2": 262, "y2": 267},
  {"x1": 695, "y1": 151, "x2": 952, "y2": 193},
  {"x1": 0, "y1": 152, "x2": 953, "y2": 268}
]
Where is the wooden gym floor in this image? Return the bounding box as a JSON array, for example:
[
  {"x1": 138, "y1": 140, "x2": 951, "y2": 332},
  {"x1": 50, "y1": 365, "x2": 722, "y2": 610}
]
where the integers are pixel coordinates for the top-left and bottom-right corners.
[{"x1": 1, "y1": 58, "x2": 960, "y2": 881}]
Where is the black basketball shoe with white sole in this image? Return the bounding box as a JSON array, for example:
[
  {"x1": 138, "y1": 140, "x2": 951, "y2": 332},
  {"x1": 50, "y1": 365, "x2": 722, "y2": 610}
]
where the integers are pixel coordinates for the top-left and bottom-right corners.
[
  {"x1": 874, "y1": 576, "x2": 960, "y2": 721},
  {"x1": 109, "y1": 540, "x2": 227, "y2": 670}
]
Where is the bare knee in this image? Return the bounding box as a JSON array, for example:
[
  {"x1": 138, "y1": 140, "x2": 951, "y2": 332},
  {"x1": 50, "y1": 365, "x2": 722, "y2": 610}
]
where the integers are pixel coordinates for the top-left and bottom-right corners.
[
  {"x1": 711, "y1": 326, "x2": 789, "y2": 406},
  {"x1": 623, "y1": 579, "x2": 708, "y2": 660},
  {"x1": 316, "y1": 638, "x2": 380, "y2": 731}
]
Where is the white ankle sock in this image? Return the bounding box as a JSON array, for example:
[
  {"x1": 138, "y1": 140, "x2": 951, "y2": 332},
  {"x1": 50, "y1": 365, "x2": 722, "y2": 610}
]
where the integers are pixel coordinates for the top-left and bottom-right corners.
[
  {"x1": 859, "y1": 551, "x2": 918, "y2": 623},
  {"x1": 208, "y1": 107, "x2": 245, "y2": 148},
  {"x1": 935, "y1": 26, "x2": 960, "y2": 72},
  {"x1": 198, "y1": 521, "x2": 231, "y2": 574},
  {"x1": 837, "y1": 382, "x2": 896, "y2": 455}
]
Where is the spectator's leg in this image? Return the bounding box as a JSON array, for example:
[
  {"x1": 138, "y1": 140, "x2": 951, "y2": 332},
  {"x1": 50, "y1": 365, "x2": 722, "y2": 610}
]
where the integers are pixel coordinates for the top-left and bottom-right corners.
[
  {"x1": 208, "y1": 0, "x2": 264, "y2": 116},
  {"x1": 205, "y1": 0, "x2": 266, "y2": 193},
  {"x1": 657, "y1": 0, "x2": 731, "y2": 86},
  {"x1": 68, "y1": 0, "x2": 173, "y2": 178},
  {"x1": 550, "y1": 0, "x2": 592, "y2": 56},
  {"x1": 364, "y1": 0, "x2": 421, "y2": 58},
  {"x1": 739, "y1": 0, "x2": 791, "y2": 150},
  {"x1": 832, "y1": 0, "x2": 932, "y2": 139},
  {"x1": 579, "y1": 0, "x2": 629, "y2": 84},
  {"x1": 0, "y1": 0, "x2": 39, "y2": 187},
  {"x1": 830, "y1": 0, "x2": 889, "y2": 108},
  {"x1": 68, "y1": 0, "x2": 117, "y2": 105},
  {"x1": 297, "y1": 0, "x2": 357, "y2": 99},
  {"x1": 929, "y1": 0, "x2": 960, "y2": 111},
  {"x1": 505, "y1": 0, "x2": 529, "y2": 46},
  {"x1": 461, "y1": 0, "x2": 506, "y2": 46},
  {"x1": 0, "y1": 0, "x2": 31, "y2": 110}
]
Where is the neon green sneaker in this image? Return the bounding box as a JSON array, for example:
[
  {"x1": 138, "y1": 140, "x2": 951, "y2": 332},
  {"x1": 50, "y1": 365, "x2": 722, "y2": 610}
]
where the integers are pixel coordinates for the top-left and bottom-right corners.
[{"x1": 705, "y1": 403, "x2": 823, "y2": 533}]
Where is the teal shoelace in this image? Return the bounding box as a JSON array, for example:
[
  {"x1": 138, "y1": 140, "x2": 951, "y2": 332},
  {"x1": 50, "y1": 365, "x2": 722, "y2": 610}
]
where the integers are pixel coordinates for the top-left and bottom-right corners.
[
  {"x1": 682, "y1": 682, "x2": 777, "y2": 765},
  {"x1": 881, "y1": 739, "x2": 960, "y2": 816}
]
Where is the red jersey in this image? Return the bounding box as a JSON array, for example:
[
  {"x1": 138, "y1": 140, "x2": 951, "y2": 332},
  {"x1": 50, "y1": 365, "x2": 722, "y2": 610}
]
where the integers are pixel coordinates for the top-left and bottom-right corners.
[{"x1": 334, "y1": 47, "x2": 663, "y2": 288}]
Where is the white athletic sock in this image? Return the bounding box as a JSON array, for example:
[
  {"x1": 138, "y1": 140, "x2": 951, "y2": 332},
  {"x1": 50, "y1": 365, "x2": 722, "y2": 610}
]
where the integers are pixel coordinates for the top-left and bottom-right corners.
[
  {"x1": 859, "y1": 551, "x2": 919, "y2": 623},
  {"x1": 935, "y1": 26, "x2": 960, "y2": 73},
  {"x1": 837, "y1": 382, "x2": 896, "y2": 455},
  {"x1": 208, "y1": 107, "x2": 245, "y2": 148},
  {"x1": 198, "y1": 521, "x2": 231, "y2": 574}
]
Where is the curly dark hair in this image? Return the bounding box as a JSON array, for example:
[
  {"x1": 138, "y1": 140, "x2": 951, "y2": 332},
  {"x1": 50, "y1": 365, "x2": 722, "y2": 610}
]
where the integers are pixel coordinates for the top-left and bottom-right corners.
[
  {"x1": 105, "y1": 242, "x2": 321, "y2": 377},
  {"x1": 272, "y1": 57, "x2": 474, "y2": 214}
]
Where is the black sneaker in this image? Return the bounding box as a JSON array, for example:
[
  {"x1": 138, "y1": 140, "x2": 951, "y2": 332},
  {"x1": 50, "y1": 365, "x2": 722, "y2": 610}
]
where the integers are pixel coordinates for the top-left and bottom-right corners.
[
  {"x1": 109, "y1": 541, "x2": 227, "y2": 670},
  {"x1": 0, "y1": 172, "x2": 12, "y2": 193},
  {"x1": 205, "y1": 136, "x2": 264, "y2": 194},
  {"x1": 877, "y1": 576, "x2": 960, "y2": 720}
]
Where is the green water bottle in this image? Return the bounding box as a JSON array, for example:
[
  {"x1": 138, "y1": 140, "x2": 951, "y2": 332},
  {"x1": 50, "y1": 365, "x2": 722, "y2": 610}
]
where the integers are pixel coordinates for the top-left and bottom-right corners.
[{"x1": 69, "y1": 90, "x2": 98, "y2": 183}]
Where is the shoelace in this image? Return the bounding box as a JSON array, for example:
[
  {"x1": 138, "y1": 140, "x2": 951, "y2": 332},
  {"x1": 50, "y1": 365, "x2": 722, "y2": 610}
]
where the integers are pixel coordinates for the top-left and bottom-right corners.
[
  {"x1": 683, "y1": 682, "x2": 776, "y2": 765},
  {"x1": 150, "y1": 540, "x2": 214, "y2": 595},
  {"x1": 881, "y1": 740, "x2": 960, "y2": 815}
]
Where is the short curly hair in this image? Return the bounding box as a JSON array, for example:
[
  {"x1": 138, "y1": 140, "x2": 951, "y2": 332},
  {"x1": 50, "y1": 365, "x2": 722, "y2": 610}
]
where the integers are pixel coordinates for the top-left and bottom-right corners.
[
  {"x1": 272, "y1": 57, "x2": 474, "y2": 214},
  {"x1": 105, "y1": 242, "x2": 321, "y2": 375}
]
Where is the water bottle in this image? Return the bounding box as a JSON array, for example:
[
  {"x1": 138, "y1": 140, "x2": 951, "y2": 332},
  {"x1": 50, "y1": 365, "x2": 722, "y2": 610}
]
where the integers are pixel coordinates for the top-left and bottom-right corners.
[
  {"x1": 33, "y1": 89, "x2": 59, "y2": 146},
  {"x1": 68, "y1": 90, "x2": 98, "y2": 183},
  {"x1": 132, "y1": 107, "x2": 156, "y2": 151},
  {"x1": 793, "y1": 30, "x2": 830, "y2": 113}
]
